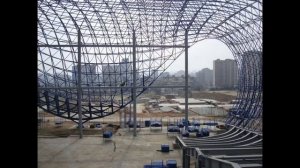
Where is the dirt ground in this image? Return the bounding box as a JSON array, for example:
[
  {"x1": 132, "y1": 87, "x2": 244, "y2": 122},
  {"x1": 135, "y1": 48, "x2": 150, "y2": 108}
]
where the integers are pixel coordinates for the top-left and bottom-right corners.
[
  {"x1": 38, "y1": 110, "x2": 223, "y2": 137},
  {"x1": 38, "y1": 119, "x2": 120, "y2": 137},
  {"x1": 191, "y1": 90, "x2": 237, "y2": 102},
  {"x1": 38, "y1": 90, "x2": 234, "y2": 137},
  {"x1": 137, "y1": 111, "x2": 189, "y2": 118}
]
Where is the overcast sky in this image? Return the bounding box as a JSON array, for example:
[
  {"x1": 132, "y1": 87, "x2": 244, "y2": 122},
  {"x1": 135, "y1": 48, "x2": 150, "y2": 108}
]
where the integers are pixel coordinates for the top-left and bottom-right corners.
[{"x1": 166, "y1": 39, "x2": 234, "y2": 74}]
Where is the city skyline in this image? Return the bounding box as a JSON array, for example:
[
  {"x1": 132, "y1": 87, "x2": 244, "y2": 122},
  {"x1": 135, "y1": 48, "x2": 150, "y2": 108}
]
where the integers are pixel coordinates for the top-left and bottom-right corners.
[
  {"x1": 165, "y1": 39, "x2": 234, "y2": 74},
  {"x1": 38, "y1": 56, "x2": 238, "y2": 78}
]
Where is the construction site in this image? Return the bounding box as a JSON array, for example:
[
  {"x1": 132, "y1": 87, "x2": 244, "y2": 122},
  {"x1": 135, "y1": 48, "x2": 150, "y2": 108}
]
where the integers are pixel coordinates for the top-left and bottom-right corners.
[
  {"x1": 38, "y1": 91, "x2": 236, "y2": 137},
  {"x1": 38, "y1": 93, "x2": 232, "y2": 168},
  {"x1": 38, "y1": 0, "x2": 262, "y2": 168}
]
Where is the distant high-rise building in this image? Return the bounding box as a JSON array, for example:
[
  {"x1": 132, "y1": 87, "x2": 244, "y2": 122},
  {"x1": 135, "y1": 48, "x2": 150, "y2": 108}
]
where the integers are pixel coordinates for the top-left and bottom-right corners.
[
  {"x1": 102, "y1": 58, "x2": 139, "y2": 86},
  {"x1": 102, "y1": 63, "x2": 122, "y2": 86},
  {"x1": 213, "y1": 59, "x2": 238, "y2": 89},
  {"x1": 72, "y1": 63, "x2": 97, "y2": 86},
  {"x1": 71, "y1": 59, "x2": 143, "y2": 87},
  {"x1": 196, "y1": 68, "x2": 213, "y2": 89},
  {"x1": 201, "y1": 68, "x2": 213, "y2": 88}
]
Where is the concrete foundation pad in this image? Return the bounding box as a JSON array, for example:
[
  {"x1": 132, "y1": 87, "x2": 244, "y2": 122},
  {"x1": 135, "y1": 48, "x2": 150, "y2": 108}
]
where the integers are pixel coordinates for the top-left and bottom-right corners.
[{"x1": 38, "y1": 128, "x2": 182, "y2": 168}]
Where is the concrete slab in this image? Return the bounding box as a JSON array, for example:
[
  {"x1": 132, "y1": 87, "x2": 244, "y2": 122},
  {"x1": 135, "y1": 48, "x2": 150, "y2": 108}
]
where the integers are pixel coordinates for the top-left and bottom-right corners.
[{"x1": 38, "y1": 128, "x2": 182, "y2": 168}]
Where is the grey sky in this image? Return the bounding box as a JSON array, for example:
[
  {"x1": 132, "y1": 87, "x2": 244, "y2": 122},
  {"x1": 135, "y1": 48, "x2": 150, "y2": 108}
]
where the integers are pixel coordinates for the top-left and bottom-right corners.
[{"x1": 166, "y1": 39, "x2": 234, "y2": 74}]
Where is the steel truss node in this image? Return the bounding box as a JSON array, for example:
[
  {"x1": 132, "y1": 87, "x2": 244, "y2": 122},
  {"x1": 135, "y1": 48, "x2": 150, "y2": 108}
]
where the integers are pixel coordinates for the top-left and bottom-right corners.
[{"x1": 38, "y1": 0, "x2": 262, "y2": 133}]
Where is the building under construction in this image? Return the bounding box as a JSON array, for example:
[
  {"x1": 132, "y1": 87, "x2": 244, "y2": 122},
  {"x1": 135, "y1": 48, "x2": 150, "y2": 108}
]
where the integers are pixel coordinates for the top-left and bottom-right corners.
[{"x1": 37, "y1": 0, "x2": 262, "y2": 168}]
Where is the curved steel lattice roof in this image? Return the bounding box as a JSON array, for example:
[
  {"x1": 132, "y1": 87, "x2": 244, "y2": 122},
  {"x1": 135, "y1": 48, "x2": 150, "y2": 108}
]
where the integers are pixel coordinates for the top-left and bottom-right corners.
[{"x1": 37, "y1": 0, "x2": 262, "y2": 133}]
